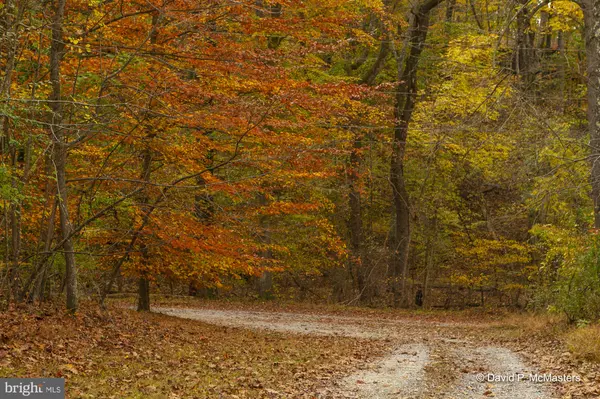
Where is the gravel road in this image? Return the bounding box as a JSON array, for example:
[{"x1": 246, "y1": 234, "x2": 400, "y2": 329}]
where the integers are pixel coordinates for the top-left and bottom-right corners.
[{"x1": 156, "y1": 307, "x2": 556, "y2": 399}]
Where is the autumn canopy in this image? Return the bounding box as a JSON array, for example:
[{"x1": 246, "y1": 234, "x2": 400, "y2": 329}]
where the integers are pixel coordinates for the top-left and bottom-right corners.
[{"x1": 0, "y1": 0, "x2": 599, "y2": 320}]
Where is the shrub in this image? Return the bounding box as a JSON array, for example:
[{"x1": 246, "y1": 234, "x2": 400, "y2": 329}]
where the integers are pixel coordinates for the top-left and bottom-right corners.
[
  {"x1": 567, "y1": 324, "x2": 600, "y2": 362},
  {"x1": 531, "y1": 227, "x2": 600, "y2": 323}
]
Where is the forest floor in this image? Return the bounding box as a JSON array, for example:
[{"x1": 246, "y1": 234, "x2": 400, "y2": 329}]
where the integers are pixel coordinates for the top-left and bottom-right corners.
[
  {"x1": 154, "y1": 302, "x2": 596, "y2": 399},
  {"x1": 0, "y1": 298, "x2": 599, "y2": 398}
]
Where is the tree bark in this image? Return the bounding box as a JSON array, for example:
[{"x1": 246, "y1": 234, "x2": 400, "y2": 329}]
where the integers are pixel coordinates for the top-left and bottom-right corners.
[
  {"x1": 136, "y1": 140, "x2": 154, "y2": 311},
  {"x1": 137, "y1": 276, "x2": 150, "y2": 311},
  {"x1": 347, "y1": 133, "x2": 366, "y2": 298},
  {"x1": 445, "y1": 0, "x2": 457, "y2": 22},
  {"x1": 514, "y1": 0, "x2": 531, "y2": 82},
  {"x1": 50, "y1": 0, "x2": 78, "y2": 312},
  {"x1": 468, "y1": 0, "x2": 484, "y2": 30},
  {"x1": 32, "y1": 201, "x2": 56, "y2": 302},
  {"x1": 362, "y1": 40, "x2": 390, "y2": 85},
  {"x1": 389, "y1": 0, "x2": 443, "y2": 307},
  {"x1": 136, "y1": 12, "x2": 162, "y2": 312},
  {"x1": 583, "y1": 0, "x2": 600, "y2": 228},
  {"x1": 537, "y1": 11, "x2": 551, "y2": 49},
  {"x1": 422, "y1": 214, "x2": 438, "y2": 308},
  {"x1": 0, "y1": 0, "x2": 26, "y2": 305},
  {"x1": 256, "y1": 193, "x2": 274, "y2": 299}
]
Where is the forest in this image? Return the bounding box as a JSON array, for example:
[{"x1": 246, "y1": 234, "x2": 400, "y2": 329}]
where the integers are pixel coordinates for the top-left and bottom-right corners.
[
  {"x1": 1, "y1": 0, "x2": 598, "y2": 317},
  {"x1": 0, "y1": 0, "x2": 600, "y2": 397}
]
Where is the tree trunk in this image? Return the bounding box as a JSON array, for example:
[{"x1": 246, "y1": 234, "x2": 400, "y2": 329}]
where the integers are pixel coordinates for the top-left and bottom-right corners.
[
  {"x1": 136, "y1": 147, "x2": 153, "y2": 311},
  {"x1": 31, "y1": 201, "x2": 57, "y2": 302},
  {"x1": 0, "y1": 0, "x2": 26, "y2": 305},
  {"x1": 362, "y1": 40, "x2": 390, "y2": 85},
  {"x1": 389, "y1": 0, "x2": 443, "y2": 307},
  {"x1": 468, "y1": 0, "x2": 484, "y2": 31},
  {"x1": 256, "y1": 193, "x2": 274, "y2": 299},
  {"x1": 19, "y1": 169, "x2": 57, "y2": 302},
  {"x1": 135, "y1": 12, "x2": 161, "y2": 312},
  {"x1": 537, "y1": 11, "x2": 552, "y2": 50},
  {"x1": 257, "y1": 271, "x2": 273, "y2": 299},
  {"x1": 422, "y1": 214, "x2": 438, "y2": 308},
  {"x1": 515, "y1": 0, "x2": 531, "y2": 83},
  {"x1": 50, "y1": 0, "x2": 78, "y2": 312},
  {"x1": 583, "y1": 0, "x2": 600, "y2": 228},
  {"x1": 347, "y1": 133, "x2": 366, "y2": 298},
  {"x1": 445, "y1": 0, "x2": 456, "y2": 22},
  {"x1": 137, "y1": 276, "x2": 150, "y2": 311}
]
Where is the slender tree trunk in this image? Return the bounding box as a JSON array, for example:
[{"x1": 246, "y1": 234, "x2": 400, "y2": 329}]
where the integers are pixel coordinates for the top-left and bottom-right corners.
[
  {"x1": 468, "y1": 0, "x2": 483, "y2": 30},
  {"x1": 0, "y1": 0, "x2": 26, "y2": 304},
  {"x1": 583, "y1": 0, "x2": 600, "y2": 228},
  {"x1": 353, "y1": 24, "x2": 395, "y2": 300},
  {"x1": 49, "y1": 0, "x2": 78, "y2": 312},
  {"x1": 445, "y1": 0, "x2": 456, "y2": 22},
  {"x1": 557, "y1": 32, "x2": 569, "y2": 112},
  {"x1": 390, "y1": 0, "x2": 443, "y2": 307},
  {"x1": 135, "y1": 163, "x2": 152, "y2": 311},
  {"x1": 5, "y1": 3, "x2": 22, "y2": 301},
  {"x1": 537, "y1": 11, "x2": 551, "y2": 49},
  {"x1": 422, "y1": 214, "x2": 438, "y2": 308},
  {"x1": 347, "y1": 133, "x2": 366, "y2": 298},
  {"x1": 32, "y1": 201, "x2": 57, "y2": 302},
  {"x1": 190, "y1": 175, "x2": 215, "y2": 297},
  {"x1": 136, "y1": 12, "x2": 162, "y2": 312},
  {"x1": 362, "y1": 40, "x2": 390, "y2": 85},
  {"x1": 256, "y1": 193, "x2": 274, "y2": 299},
  {"x1": 18, "y1": 162, "x2": 56, "y2": 302},
  {"x1": 136, "y1": 143, "x2": 153, "y2": 312},
  {"x1": 515, "y1": 0, "x2": 530, "y2": 82}
]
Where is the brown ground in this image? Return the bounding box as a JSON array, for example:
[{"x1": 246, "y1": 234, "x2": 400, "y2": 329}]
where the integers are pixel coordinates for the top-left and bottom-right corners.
[{"x1": 0, "y1": 299, "x2": 598, "y2": 398}]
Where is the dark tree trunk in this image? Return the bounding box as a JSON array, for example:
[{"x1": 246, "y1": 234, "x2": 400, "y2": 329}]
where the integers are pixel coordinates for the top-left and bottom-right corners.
[
  {"x1": 135, "y1": 12, "x2": 161, "y2": 312},
  {"x1": 389, "y1": 0, "x2": 443, "y2": 307},
  {"x1": 537, "y1": 11, "x2": 552, "y2": 50},
  {"x1": 422, "y1": 214, "x2": 438, "y2": 308},
  {"x1": 256, "y1": 193, "x2": 274, "y2": 299},
  {"x1": 347, "y1": 133, "x2": 365, "y2": 298},
  {"x1": 468, "y1": 0, "x2": 484, "y2": 30},
  {"x1": 445, "y1": 0, "x2": 456, "y2": 22},
  {"x1": 583, "y1": 0, "x2": 600, "y2": 228},
  {"x1": 50, "y1": 0, "x2": 78, "y2": 312},
  {"x1": 257, "y1": 271, "x2": 273, "y2": 299},
  {"x1": 31, "y1": 201, "x2": 57, "y2": 302},
  {"x1": 136, "y1": 147, "x2": 153, "y2": 311},
  {"x1": 137, "y1": 276, "x2": 150, "y2": 311},
  {"x1": 513, "y1": 0, "x2": 552, "y2": 86},
  {"x1": 514, "y1": 0, "x2": 531, "y2": 82},
  {"x1": 1, "y1": 0, "x2": 26, "y2": 305},
  {"x1": 362, "y1": 40, "x2": 390, "y2": 85},
  {"x1": 19, "y1": 157, "x2": 56, "y2": 302}
]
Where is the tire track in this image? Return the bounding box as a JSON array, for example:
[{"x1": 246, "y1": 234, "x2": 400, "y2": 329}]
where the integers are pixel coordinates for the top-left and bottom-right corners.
[
  {"x1": 328, "y1": 344, "x2": 429, "y2": 399},
  {"x1": 446, "y1": 347, "x2": 551, "y2": 399}
]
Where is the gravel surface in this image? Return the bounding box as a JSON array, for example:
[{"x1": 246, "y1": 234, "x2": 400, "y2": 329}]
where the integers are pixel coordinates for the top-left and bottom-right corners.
[
  {"x1": 156, "y1": 307, "x2": 396, "y2": 339},
  {"x1": 155, "y1": 307, "x2": 557, "y2": 399},
  {"x1": 332, "y1": 343, "x2": 429, "y2": 399},
  {"x1": 446, "y1": 347, "x2": 550, "y2": 399}
]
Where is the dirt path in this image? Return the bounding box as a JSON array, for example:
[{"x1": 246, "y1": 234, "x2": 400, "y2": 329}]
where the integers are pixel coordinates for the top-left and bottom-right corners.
[
  {"x1": 156, "y1": 307, "x2": 556, "y2": 399},
  {"x1": 331, "y1": 343, "x2": 430, "y2": 399},
  {"x1": 444, "y1": 347, "x2": 549, "y2": 399}
]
